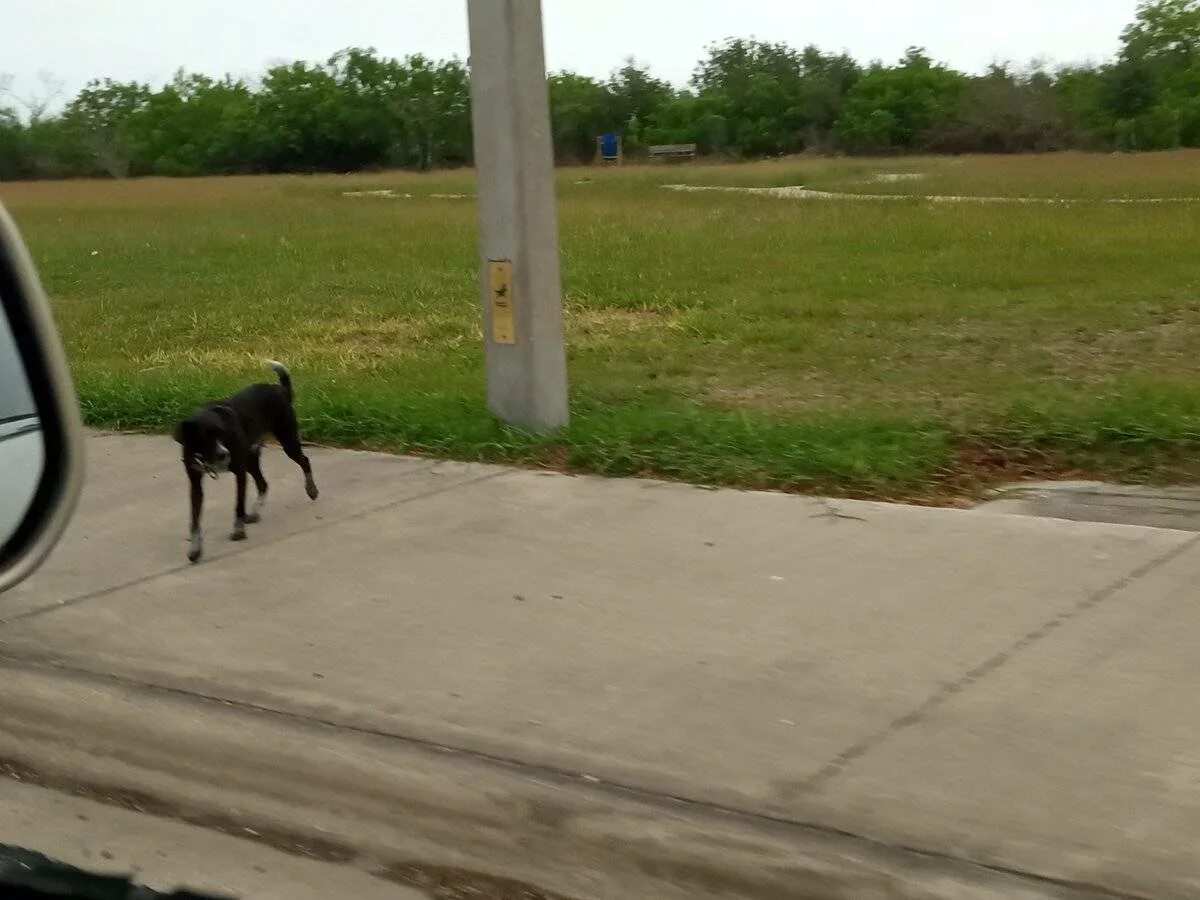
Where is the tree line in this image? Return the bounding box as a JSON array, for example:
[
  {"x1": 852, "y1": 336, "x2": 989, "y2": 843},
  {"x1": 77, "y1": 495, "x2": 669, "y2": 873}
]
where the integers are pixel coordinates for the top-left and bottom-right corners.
[{"x1": 2, "y1": 0, "x2": 1198, "y2": 179}]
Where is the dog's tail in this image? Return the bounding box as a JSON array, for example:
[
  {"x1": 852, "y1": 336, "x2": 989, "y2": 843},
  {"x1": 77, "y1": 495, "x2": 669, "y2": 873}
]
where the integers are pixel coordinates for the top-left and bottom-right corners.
[{"x1": 265, "y1": 359, "x2": 293, "y2": 404}]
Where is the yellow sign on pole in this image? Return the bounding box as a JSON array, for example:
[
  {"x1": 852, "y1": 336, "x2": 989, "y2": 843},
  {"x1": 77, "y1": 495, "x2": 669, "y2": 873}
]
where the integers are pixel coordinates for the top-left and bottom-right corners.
[{"x1": 488, "y1": 259, "x2": 516, "y2": 345}]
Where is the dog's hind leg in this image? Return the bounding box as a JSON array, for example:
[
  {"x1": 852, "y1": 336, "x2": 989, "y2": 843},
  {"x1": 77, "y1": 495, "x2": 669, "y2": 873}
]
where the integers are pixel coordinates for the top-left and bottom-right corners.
[
  {"x1": 187, "y1": 468, "x2": 204, "y2": 563},
  {"x1": 275, "y1": 411, "x2": 318, "y2": 500},
  {"x1": 231, "y1": 467, "x2": 249, "y2": 542},
  {"x1": 245, "y1": 447, "x2": 268, "y2": 524}
]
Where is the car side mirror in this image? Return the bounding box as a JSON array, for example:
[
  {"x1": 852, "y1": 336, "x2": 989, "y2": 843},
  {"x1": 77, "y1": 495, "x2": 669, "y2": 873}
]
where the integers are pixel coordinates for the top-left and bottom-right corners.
[{"x1": 0, "y1": 202, "x2": 84, "y2": 592}]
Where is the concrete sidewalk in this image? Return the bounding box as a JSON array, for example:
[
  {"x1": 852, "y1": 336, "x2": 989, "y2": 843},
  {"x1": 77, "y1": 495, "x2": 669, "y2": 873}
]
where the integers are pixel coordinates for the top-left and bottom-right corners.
[{"x1": 1, "y1": 431, "x2": 1198, "y2": 899}]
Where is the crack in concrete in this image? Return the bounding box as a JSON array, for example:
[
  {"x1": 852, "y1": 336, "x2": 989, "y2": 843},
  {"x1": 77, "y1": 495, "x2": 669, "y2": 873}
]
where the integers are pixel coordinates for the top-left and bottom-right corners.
[
  {"x1": 803, "y1": 532, "x2": 1200, "y2": 790},
  {"x1": 1, "y1": 467, "x2": 511, "y2": 625},
  {"x1": 809, "y1": 499, "x2": 868, "y2": 524}
]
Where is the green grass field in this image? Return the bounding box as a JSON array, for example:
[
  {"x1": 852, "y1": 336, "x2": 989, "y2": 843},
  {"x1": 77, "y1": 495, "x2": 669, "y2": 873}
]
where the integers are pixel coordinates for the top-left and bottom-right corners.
[{"x1": 4, "y1": 152, "x2": 1200, "y2": 501}]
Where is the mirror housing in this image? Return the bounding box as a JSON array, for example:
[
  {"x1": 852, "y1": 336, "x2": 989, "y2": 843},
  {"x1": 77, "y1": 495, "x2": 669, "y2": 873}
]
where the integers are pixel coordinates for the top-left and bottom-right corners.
[{"x1": 0, "y1": 202, "x2": 84, "y2": 593}]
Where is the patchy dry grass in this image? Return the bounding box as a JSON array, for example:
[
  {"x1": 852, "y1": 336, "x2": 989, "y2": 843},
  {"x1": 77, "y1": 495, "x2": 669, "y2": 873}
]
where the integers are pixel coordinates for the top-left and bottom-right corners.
[{"x1": 4, "y1": 152, "x2": 1200, "y2": 499}]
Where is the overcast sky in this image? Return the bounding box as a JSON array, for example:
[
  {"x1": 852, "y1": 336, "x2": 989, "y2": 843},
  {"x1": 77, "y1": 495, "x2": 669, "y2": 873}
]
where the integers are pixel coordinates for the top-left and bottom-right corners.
[{"x1": 3, "y1": 0, "x2": 1139, "y2": 105}]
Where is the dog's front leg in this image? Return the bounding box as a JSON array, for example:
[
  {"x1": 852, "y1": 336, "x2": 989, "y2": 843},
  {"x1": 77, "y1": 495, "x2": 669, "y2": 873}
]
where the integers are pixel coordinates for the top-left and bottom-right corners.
[
  {"x1": 231, "y1": 467, "x2": 249, "y2": 542},
  {"x1": 187, "y1": 469, "x2": 204, "y2": 562}
]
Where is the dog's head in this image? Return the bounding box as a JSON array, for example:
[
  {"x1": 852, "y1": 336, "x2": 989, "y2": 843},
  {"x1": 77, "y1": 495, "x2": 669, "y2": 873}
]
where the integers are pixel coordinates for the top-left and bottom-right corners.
[{"x1": 174, "y1": 406, "x2": 234, "y2": 478}]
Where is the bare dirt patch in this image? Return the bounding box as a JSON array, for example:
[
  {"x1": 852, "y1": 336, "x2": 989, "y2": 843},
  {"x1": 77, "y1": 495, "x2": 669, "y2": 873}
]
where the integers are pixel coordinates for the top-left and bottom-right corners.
[
  {"x1": 283, "y1": 317, "x2": 476, "y2": 365},
  {"x1": 564, "y1": 305, "x2": 680, "y2": 346}
]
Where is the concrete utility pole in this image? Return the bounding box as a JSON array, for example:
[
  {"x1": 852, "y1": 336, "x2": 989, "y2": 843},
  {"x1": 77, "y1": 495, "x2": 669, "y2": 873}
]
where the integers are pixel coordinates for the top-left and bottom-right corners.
[{"x1": 466, "y1": 0, "x2": 569, "y2": 432}]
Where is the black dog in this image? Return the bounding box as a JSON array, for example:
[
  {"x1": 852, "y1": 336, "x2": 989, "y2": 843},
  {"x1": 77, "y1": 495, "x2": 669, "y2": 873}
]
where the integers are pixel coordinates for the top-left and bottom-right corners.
[{"x1": 174, "y1": 361, "x2": 318, "y2": 563}]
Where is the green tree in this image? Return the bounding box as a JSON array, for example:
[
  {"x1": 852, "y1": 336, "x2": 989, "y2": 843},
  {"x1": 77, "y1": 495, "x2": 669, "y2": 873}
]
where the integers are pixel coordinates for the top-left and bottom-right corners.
[
  {"x1": 690, "y1": 39, "x2": 859, "y2": 155},
  {"x1": 1122, "y1": 0, "x2": 1200, "y2": 61},
  {"x1": 607, "y1": 60, "x2": 673, "y2": 148},
  {"x1": 691, "y1": 39, "x2": 806, "y2": 155},
  {"x1": 1099, "y1": 0, "x2": 1200, "y2": 148},
  {"x1": 836, "y1": 49, "x2": 966, "y2": 152},
  {"x1": 308, "y1": 48, "x2": 472, "y2": 171},
  {"x1": 0, "y1": 76, "x2": 24, "y2": 179},
  {"x1": 1054, "y1": 64, "x2": 1109, "y2": 146},
  {"x1": 548, "y1": 72, "x2": 616, "y2": 162},
  {"x1": 0, "y1": 106, "x2": 25, "y2": 180},
  {"x1": 12, "y1": 3, "x2": 1200, "y2": 179},
  {"x1": 252, "y1": 61, "x2": 346, "y2": 171},
  {"x1": 386, "y1": 54, "x2": 472, "y2": 170},
  {"x1": 132, "y1": 72, "x2": 258, "y2": 175},
  {"x1": 62, "y1": 79, "x2": 153, "y2": 176},
  {"x1": 930, "y1": 64, "x2": 1073, "y2": 153}
]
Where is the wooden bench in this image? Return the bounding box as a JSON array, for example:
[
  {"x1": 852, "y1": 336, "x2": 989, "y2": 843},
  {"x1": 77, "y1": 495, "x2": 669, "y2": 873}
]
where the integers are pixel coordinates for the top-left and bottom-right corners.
[{"x1": 647, "y1": 143, "x2": 698, "y2": 161}]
